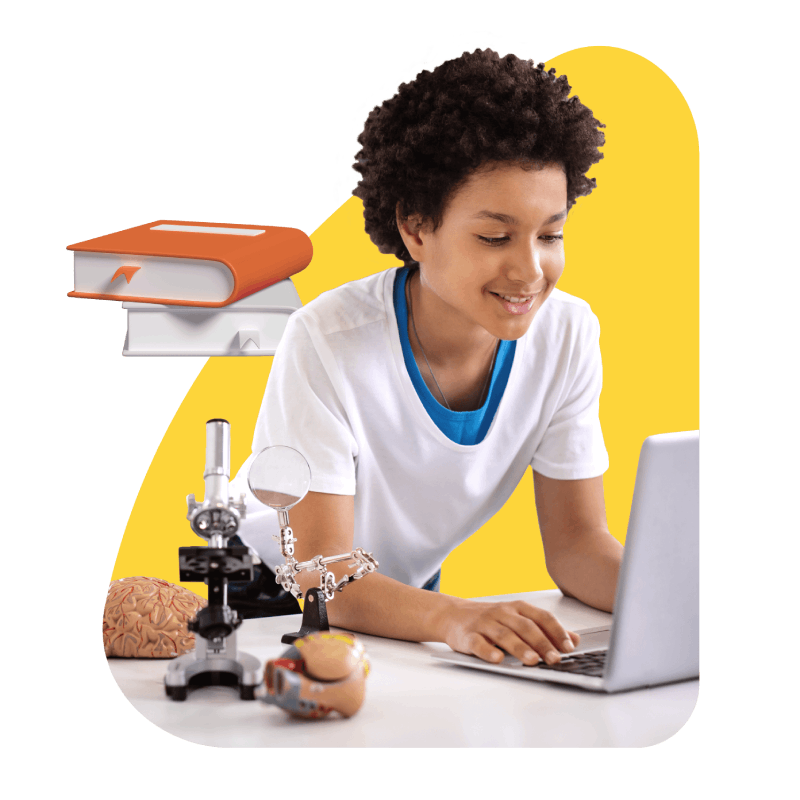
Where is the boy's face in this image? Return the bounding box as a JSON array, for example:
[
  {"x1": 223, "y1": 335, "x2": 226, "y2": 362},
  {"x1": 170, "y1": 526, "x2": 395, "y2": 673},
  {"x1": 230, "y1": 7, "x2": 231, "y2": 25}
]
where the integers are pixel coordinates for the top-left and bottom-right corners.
[{"x1": 406, "y1": 162, "x2": 568, "y2": 342}]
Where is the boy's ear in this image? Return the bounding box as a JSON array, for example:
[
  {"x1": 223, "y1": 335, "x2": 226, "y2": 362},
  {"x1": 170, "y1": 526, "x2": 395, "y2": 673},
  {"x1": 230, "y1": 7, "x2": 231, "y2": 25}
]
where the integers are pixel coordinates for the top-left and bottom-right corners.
[{"x1": 396, "y1": 206, "x2": 428, "y2": 263}]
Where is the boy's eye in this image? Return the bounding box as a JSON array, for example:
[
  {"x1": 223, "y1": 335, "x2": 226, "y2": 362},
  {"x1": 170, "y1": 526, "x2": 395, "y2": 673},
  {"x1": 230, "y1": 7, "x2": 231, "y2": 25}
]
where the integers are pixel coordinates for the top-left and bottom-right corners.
[{"x1": 478, "y1": 233, "x2": 564, "y2": 247}]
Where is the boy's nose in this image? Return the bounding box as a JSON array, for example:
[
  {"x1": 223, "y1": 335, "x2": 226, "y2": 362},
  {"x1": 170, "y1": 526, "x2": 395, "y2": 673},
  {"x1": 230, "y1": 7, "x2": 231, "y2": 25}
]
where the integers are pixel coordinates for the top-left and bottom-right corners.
[{"x1": 505, "y1": 243, "x2": 544, "y2": 284}]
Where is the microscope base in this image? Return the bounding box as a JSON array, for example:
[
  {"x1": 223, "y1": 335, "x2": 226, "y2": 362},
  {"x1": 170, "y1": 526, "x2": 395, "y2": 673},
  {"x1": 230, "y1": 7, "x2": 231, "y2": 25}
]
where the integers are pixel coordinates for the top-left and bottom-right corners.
[{"x1": 165, "y1": 631, "x2": 261, "y2": 701}]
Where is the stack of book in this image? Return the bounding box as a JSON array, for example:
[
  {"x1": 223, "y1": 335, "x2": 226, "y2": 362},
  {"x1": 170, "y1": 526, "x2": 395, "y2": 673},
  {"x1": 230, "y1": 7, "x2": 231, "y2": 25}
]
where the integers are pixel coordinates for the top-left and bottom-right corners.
[{"x1": 67, "y1": 220, "x2": 312, "y2": 356}]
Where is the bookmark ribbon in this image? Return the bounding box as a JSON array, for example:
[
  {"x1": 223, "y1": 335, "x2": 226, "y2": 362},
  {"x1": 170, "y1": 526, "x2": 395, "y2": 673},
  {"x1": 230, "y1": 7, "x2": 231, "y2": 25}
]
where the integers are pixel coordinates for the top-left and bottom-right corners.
[{"x1": 111, "y1": 266, "x2": 140, "y2": 284}]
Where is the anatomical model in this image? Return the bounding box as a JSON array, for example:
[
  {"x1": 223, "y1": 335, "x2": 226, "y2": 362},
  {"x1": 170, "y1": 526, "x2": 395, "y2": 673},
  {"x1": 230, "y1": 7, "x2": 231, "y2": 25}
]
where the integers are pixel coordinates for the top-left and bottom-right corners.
[
  {"x1": 104, "y1": 576, "x2": 207, "y2": 658},
  {"x1": 263, "y1": 631, "x2": 370, "y2": 718}
]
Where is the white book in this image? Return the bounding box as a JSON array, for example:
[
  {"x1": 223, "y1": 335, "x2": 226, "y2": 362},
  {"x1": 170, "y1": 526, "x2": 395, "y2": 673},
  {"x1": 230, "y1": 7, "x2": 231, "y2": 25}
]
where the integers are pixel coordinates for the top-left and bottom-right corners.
[{"x1": 121, "y1": 279, "x2": 302, "y2": 357}]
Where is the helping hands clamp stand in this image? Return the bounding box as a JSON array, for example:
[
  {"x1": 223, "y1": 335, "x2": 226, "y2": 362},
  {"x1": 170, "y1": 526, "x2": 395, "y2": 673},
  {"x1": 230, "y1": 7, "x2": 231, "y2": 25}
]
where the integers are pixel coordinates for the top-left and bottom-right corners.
[
  {"x1": 274, "y1": 507, "x2": 379, "y2": 644},
  {"x1": 247, "y1": 446, "x2": 379, "y2": 645},
  {"x1": 165, "y1": 419, "x2": 261, "y2": 701}
]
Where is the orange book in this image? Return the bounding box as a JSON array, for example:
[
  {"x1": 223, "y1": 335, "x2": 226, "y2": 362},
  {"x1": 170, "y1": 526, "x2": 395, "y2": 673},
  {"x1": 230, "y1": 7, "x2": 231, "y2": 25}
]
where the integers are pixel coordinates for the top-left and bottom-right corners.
[{"x1": 67, "y1": 220, "x2": 313, "y2": 308}]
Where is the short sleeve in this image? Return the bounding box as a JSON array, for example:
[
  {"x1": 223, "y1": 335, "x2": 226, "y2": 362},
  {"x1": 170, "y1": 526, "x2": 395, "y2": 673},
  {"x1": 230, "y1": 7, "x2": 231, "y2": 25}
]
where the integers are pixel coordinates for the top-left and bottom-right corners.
[
  {"x1": 531, "y1": 311, "x2": 609, "y2": 480},
  {"x1": 249, "y1": 312, "x2": 358, "y2": 495}
]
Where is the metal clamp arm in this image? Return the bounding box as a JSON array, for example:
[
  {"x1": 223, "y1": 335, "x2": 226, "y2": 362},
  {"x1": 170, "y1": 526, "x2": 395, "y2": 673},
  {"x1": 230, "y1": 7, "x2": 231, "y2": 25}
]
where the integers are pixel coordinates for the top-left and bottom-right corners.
[{"x1": 272, "y1": 545, "x2": 380, "y2": 601}]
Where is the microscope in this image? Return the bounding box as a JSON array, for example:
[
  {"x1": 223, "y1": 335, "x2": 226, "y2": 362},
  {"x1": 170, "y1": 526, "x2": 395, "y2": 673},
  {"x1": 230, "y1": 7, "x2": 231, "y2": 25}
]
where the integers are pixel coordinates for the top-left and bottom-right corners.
[
  {"x1": 164, "y1": 424, "x2": 380, "y2": 702},
  {"x1": 165, "y1": 419, "x2": 261, "y2": 701}
]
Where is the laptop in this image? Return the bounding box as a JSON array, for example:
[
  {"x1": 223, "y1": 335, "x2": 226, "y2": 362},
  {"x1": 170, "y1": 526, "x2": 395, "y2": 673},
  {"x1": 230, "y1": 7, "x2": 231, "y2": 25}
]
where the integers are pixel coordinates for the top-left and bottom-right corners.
[{"x1": 432, "y1": 431, "x2": 699, "y2": 693}]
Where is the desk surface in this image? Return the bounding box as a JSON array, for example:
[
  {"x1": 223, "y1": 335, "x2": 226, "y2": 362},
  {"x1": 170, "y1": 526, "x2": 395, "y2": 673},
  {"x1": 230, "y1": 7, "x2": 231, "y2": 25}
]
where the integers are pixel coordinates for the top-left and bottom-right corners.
[{"x1": 107, "y1": 590, "x2": 698, "y2": 747}]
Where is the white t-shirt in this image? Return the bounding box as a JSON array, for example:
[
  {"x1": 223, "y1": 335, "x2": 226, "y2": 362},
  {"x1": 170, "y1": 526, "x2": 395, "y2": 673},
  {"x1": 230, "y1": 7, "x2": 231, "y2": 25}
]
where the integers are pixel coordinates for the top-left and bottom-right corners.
[{"x1": 230, "y1": 267, "x2": 609, "y2": 588}]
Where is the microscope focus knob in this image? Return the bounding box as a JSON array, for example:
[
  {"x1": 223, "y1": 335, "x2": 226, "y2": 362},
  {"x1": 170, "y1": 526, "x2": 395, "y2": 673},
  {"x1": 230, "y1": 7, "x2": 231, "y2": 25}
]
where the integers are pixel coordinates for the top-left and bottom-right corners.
[{"x1": 188, "y1": 605, "x2": 241, "y2": 640}]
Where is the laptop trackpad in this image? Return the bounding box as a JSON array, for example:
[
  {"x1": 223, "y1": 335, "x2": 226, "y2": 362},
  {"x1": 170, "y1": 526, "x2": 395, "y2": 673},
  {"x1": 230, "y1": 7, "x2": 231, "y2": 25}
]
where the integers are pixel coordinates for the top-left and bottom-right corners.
[{"x1": 572, "y1": 628, "x2": 611, "y2": 654}]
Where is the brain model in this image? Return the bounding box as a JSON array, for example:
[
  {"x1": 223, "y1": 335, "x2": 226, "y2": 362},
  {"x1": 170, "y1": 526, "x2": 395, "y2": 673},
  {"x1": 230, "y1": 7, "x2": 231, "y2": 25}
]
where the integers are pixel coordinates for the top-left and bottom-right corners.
[{"x1": 104, "y1": 576, "x2": 207, "y2": 658}]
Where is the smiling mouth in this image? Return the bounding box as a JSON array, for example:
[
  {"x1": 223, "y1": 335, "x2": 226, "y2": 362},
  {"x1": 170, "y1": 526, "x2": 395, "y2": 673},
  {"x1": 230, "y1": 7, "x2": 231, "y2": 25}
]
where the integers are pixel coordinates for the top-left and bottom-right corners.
[
  {"x1": 495, "y1": 293, "x2": 535, "y2": 303},
  {"x1": 489, "y1": 291, "x2": 541, "y2": 315}
]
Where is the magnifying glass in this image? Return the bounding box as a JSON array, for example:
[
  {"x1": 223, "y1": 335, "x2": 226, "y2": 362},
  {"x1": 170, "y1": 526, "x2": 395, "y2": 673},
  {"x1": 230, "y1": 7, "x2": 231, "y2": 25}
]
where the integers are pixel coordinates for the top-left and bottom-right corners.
[{"x1": 247, "y1": 445, "x2": 311, "y2": 512}]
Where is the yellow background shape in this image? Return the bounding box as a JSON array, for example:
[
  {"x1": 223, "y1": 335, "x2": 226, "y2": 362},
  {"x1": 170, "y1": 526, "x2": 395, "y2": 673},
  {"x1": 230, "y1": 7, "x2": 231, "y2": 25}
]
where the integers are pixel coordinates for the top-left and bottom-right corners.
[{"x1": 111, "y1": 46, "x2": 698, "y2": 601}]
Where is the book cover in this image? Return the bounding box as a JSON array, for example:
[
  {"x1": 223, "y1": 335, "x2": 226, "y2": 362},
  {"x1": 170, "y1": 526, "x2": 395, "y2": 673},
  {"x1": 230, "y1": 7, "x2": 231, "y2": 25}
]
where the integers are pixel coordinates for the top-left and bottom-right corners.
[{"x1": 67, "y1": 220, "x2": 313, "y2": 308}]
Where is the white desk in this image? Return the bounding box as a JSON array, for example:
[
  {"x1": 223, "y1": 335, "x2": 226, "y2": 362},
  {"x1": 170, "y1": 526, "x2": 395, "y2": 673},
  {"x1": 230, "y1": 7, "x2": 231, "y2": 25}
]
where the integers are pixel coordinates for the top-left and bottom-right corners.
[{"x1": 107, "y1": 590, "x2": 698, "y2": 747}]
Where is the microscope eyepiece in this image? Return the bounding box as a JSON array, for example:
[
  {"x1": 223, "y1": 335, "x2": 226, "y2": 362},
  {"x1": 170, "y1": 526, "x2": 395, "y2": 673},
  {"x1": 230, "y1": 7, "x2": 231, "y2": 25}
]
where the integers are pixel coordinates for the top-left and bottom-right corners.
[{"x1": 205, "y1": 419, "x2": 231, "y2": 479}]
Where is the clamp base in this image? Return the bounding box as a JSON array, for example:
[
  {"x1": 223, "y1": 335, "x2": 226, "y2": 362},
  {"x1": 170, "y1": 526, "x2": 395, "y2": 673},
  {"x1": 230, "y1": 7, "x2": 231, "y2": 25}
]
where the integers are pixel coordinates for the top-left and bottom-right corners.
[{"x1": 281, "y1": 588, "x2": 329, "y2": 644}]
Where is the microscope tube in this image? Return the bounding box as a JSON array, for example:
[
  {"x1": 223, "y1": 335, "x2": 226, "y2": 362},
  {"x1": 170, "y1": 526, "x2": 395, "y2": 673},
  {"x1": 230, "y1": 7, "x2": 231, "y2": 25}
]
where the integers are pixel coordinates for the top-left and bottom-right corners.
[{"x1": 204, "y1": 418, "x2": 231, "y2": 508}]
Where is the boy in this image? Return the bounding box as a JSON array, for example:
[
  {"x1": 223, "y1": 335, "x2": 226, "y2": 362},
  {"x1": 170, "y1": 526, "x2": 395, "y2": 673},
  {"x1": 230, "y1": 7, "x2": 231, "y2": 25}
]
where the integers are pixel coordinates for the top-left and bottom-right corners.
[{"x1": 230, "y1": 49, "x2": 622, "y2": 667}]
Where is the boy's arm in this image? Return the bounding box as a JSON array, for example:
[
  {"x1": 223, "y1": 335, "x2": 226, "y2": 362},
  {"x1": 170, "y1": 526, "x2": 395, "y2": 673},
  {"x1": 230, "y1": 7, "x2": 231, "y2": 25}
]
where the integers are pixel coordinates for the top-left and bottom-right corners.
[
  {"x1": 533, "y1": 472, "x2": 624, "y2": 613},
  {"x1": 287, "y1": 491, "x2": 580, "y2": 666},
  {"x1": 288, "y1": 491, "x2": 451, "y2": 642}
]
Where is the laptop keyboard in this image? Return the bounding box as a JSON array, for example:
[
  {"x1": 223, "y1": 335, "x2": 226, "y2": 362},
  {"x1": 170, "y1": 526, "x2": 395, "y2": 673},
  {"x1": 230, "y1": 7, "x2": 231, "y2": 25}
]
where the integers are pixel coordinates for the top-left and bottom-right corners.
[{"x1": 536, "y1": 650, "x2": 607, "y2": 677}]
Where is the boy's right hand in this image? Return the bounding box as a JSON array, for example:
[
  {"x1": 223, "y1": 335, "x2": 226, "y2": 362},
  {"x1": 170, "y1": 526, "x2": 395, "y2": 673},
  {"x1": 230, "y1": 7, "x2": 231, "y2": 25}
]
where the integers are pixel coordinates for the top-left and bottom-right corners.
[{"x1": 441, "y1": 600, "x2": 580, "y2": 666}]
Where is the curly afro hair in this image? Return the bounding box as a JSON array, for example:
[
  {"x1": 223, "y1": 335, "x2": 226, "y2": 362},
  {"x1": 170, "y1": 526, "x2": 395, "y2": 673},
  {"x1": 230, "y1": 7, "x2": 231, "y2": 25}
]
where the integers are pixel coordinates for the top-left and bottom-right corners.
[{"x1": 353, "y1": 49, "x2": 605, "y2": 264}]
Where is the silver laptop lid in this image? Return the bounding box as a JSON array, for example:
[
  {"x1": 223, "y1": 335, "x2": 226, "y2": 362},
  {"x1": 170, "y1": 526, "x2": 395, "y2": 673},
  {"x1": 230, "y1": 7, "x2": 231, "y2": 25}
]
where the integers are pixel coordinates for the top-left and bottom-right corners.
[{"x1": 605, "y1": 431, "x2": 699, "y2": 692}]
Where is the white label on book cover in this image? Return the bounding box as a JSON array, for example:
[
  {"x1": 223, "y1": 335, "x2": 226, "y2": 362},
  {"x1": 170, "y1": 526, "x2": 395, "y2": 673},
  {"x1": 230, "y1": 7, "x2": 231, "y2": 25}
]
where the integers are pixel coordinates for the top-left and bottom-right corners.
[{"x1": 151, "y1": 224, "x2": 266, "y2": 236}]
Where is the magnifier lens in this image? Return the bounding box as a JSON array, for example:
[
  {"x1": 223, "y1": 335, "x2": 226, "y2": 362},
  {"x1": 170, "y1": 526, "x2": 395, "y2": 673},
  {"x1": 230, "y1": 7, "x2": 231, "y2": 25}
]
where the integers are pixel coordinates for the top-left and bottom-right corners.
[{"x1": 247, "y1": 445, "x2": 312, "y2": 510}]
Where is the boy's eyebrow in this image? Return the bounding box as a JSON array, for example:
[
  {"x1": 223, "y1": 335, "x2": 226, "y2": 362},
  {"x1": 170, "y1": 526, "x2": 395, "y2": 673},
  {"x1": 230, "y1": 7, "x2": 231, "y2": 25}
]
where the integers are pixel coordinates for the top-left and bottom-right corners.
[{"x1": 472, "y1": 209, "x2": 568, "y2": 225}]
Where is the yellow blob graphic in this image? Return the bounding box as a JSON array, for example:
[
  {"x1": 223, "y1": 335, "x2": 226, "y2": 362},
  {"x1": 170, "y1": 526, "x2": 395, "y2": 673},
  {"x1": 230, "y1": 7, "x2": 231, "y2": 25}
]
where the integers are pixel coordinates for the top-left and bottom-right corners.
[{"x1": 111, "y1": 47, "x2": 698, "y2": 601}]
